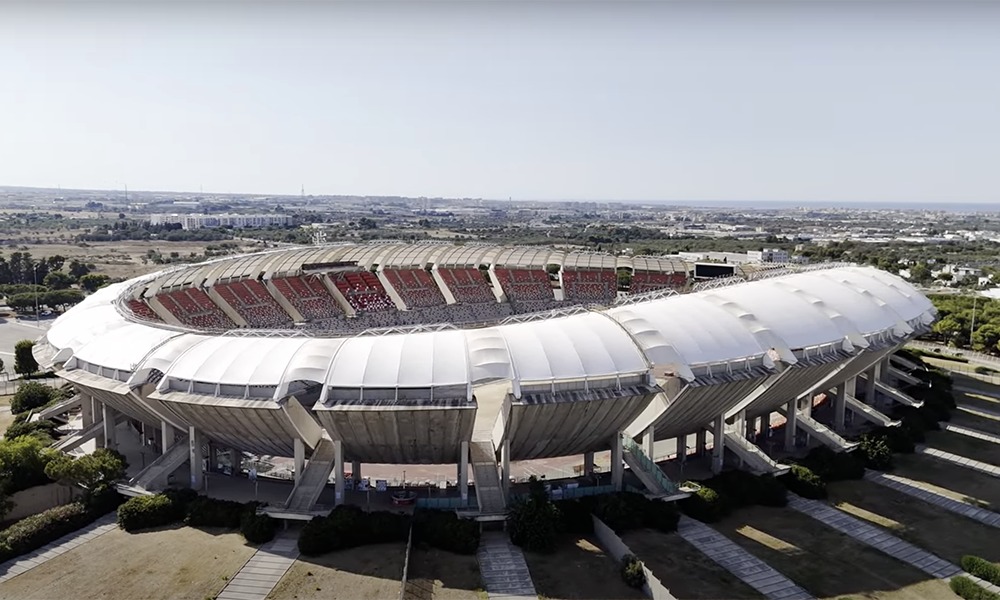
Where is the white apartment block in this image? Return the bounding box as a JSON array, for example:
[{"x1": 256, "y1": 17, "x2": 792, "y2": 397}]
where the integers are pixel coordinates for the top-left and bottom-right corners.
[{"x1": 148, "y1": 214, "x2": 293, "y2": 230}]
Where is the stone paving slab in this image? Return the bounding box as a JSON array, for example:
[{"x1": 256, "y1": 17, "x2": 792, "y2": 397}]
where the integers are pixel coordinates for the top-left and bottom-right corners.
[
  {"x1": 916, "y1": 445, "x2": 1000, "y2": 479},
  {"x1": 942, "y1": 422, "x2": 1000, "y2": 445},
  {"x1": 0, "y1": 513, "x2": 117, "y2": 584},
  {"x1": 677, "y1": 515, "x2": 814, "y2": 600},
  {"x1": 787, "y1": 495, "x2": 962, "y2": 579},
  {"x1": 967, "y1": 574, "x2": 1000, "y2": 595},
  {"x1": 865, "y1": 470, "x2": 1000, "y2": 528},
  {"x1": 957, "y1": 404, "x2": 1000, "y2": 421},
  {"x1": 476, "y1": 532, "x2": 537, "y2": 600},
  {"x1": 216, "y1": 532, "x2": 299, "y2": 600}
]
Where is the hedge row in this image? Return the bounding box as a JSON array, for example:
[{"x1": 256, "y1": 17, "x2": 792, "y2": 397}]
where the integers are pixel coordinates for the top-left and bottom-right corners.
[
  {"x1": 298, "y1": 505, "x2": 412, "y2": 556},
  {"x1": 0, "y1": 489, "x2": 124, "y2": 563},
  {"x1": 962, "y1": 556, "x2": 1000, "y2": 587},
  {"x1": 780, "y1": 465, "x2": 827, "y2": 499},
  {"x1": 951, "y1": 576, "x2": 1000, "y2": 600},
  {"x1": 679, "y1": 471, "x2": 787, "y2": 523},
  {"x1": 116, "y1": 490, "x2": 275, "y2": 544},
  {"x1": 413, "y1": 509, "x2": 480, "y2": 555}
]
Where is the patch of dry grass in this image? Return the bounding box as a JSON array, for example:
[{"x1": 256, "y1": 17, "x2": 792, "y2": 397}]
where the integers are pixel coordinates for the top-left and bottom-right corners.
[
  {"x1": 267, "y1": 542, "x2": 405, "y2": 600},
  {"x1": 523, "y1": 535, "x2": 646, "y2": 600}
]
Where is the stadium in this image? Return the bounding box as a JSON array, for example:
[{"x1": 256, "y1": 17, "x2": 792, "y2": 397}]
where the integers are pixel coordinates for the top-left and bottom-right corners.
[{"x1": 31, "y1": 241, "x2": 936, "y2": 519}]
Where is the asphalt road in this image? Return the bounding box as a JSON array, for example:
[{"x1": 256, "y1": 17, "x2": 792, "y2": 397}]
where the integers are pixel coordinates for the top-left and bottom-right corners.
[{"x1": 0, "y1": 317, "x2": 52, "y2": 374}]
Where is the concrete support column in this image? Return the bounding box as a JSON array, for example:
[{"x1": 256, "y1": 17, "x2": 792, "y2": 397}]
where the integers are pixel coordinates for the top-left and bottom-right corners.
[
  {"x1": 501, "y1": 439, "x2": 511, "y2": 497},
  {"x1": 351, "y1": 461, "x2": 361, "y2": 482},
  {"x1": 696, "y1": 430, "x2": 707, "y2": 457},
  {"x1": 611, "y1": 433, "x2": 624, "y2": 492},
  {"x1": 642, "y1": 425, "x2": 655, "y2": 458},
  {"x1": 801, "y1": 396, "x2": 813, "y2": 419},
  {"x1": 207, "y1": 442, "x2": 218, "y2": 473},
  {"x1": 745, "y1": 414, "x2": 756, "y2": 440},
  {"x1": 784, "y1": 399, "x2": 798, "y2": 450},
  {"x1": 583, "y1": 451, "x2": 595, "y2": 476},
  {"x1": 676, "y1": 435, "x2": 687, "y2": 464},
  {"x1": 188, "y1": 426, "x2": 203, "y2": 491},
  {"x1": 80, "y1": 393, "x2": 94, "y2": 428},
  {"x1": 712, "y1": 416, "x2": 724, "y2": 474},
  {"x1": 879, "y1": 357, "x2": 891, "y2": 384},
  {"x1": 834, "y1": 384, "x2": 847, "y2": 432},
  {"x1": 160, "y1": 421, "x2": 173, "y2": 455},
  {"x1": 101, "y1": 403, "x2": 117, "y2": 450},
  {"x1": 864, "y1": 365, "x2": 878, "y2": 403},
  {"x1": 333, "y1": 440, "x2": 345, "y2": 506},
  {"x1": 458, "y1": 441, "x2": 469, "y2": 501},
  {"x1": 293, "y1": 438, "x2": 305, "y2": 484}
]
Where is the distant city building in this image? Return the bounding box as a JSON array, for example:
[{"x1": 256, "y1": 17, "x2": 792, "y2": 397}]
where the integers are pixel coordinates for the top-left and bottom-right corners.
[
  {"x1": 747, "y1": 248, "x2": 790, "y2": 263},
  {"x1": 149, "y1": 213, "x2": 292, "y2": 230}
]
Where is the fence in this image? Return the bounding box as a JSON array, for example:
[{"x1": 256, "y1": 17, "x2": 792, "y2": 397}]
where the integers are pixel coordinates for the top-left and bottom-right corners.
[
  {"x1": 0, "y1": 377, "x2": 62, "y2": 396},
  {"x1": 906, "y1": 342, "x2": 1000, "y2": 385}
]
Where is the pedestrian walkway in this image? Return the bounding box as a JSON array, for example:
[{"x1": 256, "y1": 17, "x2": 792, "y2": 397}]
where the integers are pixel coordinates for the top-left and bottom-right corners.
[
  {"x1": 955, "y1": 387, "x2": 1000, "y2": 402},
  {"x1": 0, "y1": 513, "x2": 117, "y2": 583},
  {"x1": 942, "y1": 422, "x2": 1000, "y2": 446},
  {"x1": 865, "y1": 470, "x2": 1000, "y2": 528},
  {"x1": 958, "y1": 404, "x2": 1000, "y2": 421},
  {"x1": 787, "y1": 495, "x2": 961, "y2": 579},
  {"x1": 216, "y1": 532, "x2": 299, "y2": 600},
  {"x1": 476, "y1": 532, "x2": 537, "y2": 600},
  {"x1": 916, "y1": 445, "x2": 1000, "y2": 479},
  {"x1": 676, "y1": 515, "x2": 814, "y2": 600}
]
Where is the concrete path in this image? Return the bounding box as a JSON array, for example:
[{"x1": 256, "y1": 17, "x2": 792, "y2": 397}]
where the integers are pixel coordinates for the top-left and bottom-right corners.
[
  {"x1": 955, "y1": 387, "x2": 1000, "y2": 402},
  {"x1": 916, "y1": 445, "x2": 1000, "y2": 479},
  {"x1": 942, "y1": 422, "x2": 1000, "y2": 446},
  {"x1": 676, "y1": 515, "x2": 814, "y2": 600},
  {"x1": 958, "y1": 404, "x2": 1000, "y2": 421},
  {"x1": 476, "y1": 532, "x2": 537, "y2": 600},
  {"x1": 216, "y1": 533, "x2": 299, "y2": 600},
  {"x1": 865, "y1": 470, "x2": 1000, "y2": 528},
  {"x1": 787, "y1": 495, "x2": 961, "y2": 579},
  {"x1": 0, "y1": 513, "x2": 117, "y2": 583}
]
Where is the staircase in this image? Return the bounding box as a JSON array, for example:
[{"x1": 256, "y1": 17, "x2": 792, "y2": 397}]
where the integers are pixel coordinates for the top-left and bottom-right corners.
[
  {"x1": 620, "y1": 433, "x2": 688, "y2": 500},
  {"x1": 284, "y1": 438, "x2": 337, "y2": 513},
  {"x1": 887, "y1": 366, "x2": 922, "y2": 387},
  {"x1": 31, "y1": 394, "x2": 83, "y2": 422},
  {"x1": 844, "y1": 395, "x2": 901, "y2": 428},
  {"x1": 780, "y1": 409, "x2": 858, "y2": 453},
  {"x1": 723, "y1": 429, "x2": 791, "y2": 476},
  {"x1": 874, "y1": 380, "x2": 924, "y2": 408},
  {"x1": 52, "y1": 420, "x2": 105, "y2": 453},
  {"x1": 890, "y1": 353, "x2": 922, "y2": 372},
  {"x1": 470, "y1": 441, "x2": 506, "y2": 517},
  {"x1": 129, "y1": 435, "x2": 190, "y2": 491}
]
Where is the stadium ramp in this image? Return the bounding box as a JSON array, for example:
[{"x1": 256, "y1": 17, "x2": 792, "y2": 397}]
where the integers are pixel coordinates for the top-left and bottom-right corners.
[
  {"x1": 777, "y1": 408, "x2": 858, "y2": 453},
  {"x1": 470, "y1": 440, "x2": 506, "y2": 518},
  {"x1": 888, "y1": 366, "x2": 922, "y2": 387},
  {"x1": 52, "y1": 420, "x2": 105, "y2": 453},
  {"x1": 845, "y1": 395, "x2": 901, "y2": 428},
  {"x1": 284, "y1": 438, "x2": 337, "y2": 513},
  {"x1": 620, "y1": 433, "x2": 690, "y2": 501},
  {"x1": 128, "y1": 435, "x2": 190, "y2": 491},
  {"x1": 723, "y1": 429, "x2": 791, "y2": 476},
  {"x1": 30, "y1": 394, "x2": 83, "y2": 422}
]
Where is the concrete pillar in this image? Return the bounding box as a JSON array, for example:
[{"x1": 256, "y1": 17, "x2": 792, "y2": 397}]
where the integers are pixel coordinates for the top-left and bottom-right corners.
[
  {"x1": 583, "y1": 451, "x2": 595, "y2": 476},
  {"x1": 459, "y1": 441, "x2": 469, "y2": 502},
  {"x1": 293, "y1": 438, "x2": 305, "y2": 484},
  {"x1": 188, "y1": 426, "x2": 203, "y2": 491},
  {"x1": 611, "y1": 433, "x2": 624, "y2": 492},
  {"x1": 101, "y1": 403, "x2": 117, "y2": 450},
  {"x1": 879, "y1": 357, "x2": 891, "y2": 383},
  {"x1": 784, "y1": 399, "x2": 797, "y2": 449},
  {"x1": 676, "y1": 435, "x2": 687, "y2": 464},
  {"x1": 207, "y1": 442, "x2": 218, "y2": 473},
  {"x1": 845, "y1": 376, "x2": 857, "y2": 398},
  {"x1": 160, "y1": 421, "x2": 173, "y2": 455},
  {"x1": 642, "y1": 425, "x2": 655, "y2": 458},
  {"x1": 745, "y1": 414, "x2": 756, "y2": 440},
  {"x1": 351, "y1": 461, "x2": 362, "y2": 482},
  {"x1": 864, "y1": 365, "x2": 878, "y2": 403},
  {"x1": 501, "y1": 439, "x2": 511, "y2": 497},
  {"x1": 834, "y1": 384, "x2": 847, "y2": 431},
  {"x1": 333, "y1": 440, "x2": 344, "y2": 505},
  {"x1": 801, "y1": 396, "x2": 812, "y2": 419},
  {"x1": 80, "y1": 393, "x2": 94, "y2": 428},
  {"x1": 712, "y1": 416, "x2": 724, "y2": 474},
  {"x1": 696, "y1": 430, "x2": 707, "y2": 456}
]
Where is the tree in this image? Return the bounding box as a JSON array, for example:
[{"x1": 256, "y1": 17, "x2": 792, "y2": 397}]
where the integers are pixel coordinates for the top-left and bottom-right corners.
[
  {"x1": 43, "y1": 271, "x2": 75, "y2": 290},
  {"x1": 13, "y1": 340, "x2": 38, "y2": 376},
  {"x1": 931, "y1": 317, "x2": 963, "y2": 346},
  {"x1": 78, "y1": 274, "x2": 111, "y2": 292},
  {"x1": 44, "y1": 448, "x2": 127, "y2": 498},
  {"x1": 908, "y1": 263, "x2": 932, "y2": 284},
  {"x1": 0, "y1": 435, "x2": 58, "y2": 494},
  {"x1": 9, "y1": 382, "x2": 54, "y2": 413},
  {"x1": 68, "y1": 259, "x2": 90, "y2": 280}
]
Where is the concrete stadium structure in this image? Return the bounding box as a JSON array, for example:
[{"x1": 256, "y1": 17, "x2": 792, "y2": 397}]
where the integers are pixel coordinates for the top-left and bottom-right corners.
[{"x1": 32, "y1": 242, "x2": 936, "y2": 518}]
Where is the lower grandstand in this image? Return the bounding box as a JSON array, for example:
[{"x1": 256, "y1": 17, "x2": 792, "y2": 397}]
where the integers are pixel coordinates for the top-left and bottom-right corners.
[{"x1": 271, "y1": 275, "x2": 344, "y2": 321}]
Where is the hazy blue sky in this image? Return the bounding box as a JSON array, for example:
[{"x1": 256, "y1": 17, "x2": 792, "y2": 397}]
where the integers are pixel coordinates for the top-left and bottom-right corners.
[{"x1": 1, "y1": 1, "x2": 998, "y2": 203}]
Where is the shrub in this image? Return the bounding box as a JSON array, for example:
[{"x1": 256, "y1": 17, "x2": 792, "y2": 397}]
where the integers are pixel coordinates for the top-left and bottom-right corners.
[
  {"x1": 702, "y1": 470, "x2": 787, "y2": 508},
  {"x1": 589, "y1": 492, "x2": 645, "y2": 532},
  {"x1": 951, "y1": 575, "x2": 1000, "y2": 600},
  {"x1": 640, "y1": 497, "x2": 680, "y2": 533},
  {"x1": 0, "y1": 435, "x2": 58, "y2": 495},
  {"x1": 799, "y1": 446, "x2": 865, "y2": 481},
  {"x1": 240, "y1": 509, "x2": 277, "y2": 545},
  {"x1": 185, "y1": 497, "x2": 245, "y2": 529},
  {"x1": 554, "y1": 498, "x2": 594, "y2": 534},
  {"x1": 620, "y1": 554, "x2": 646, "y2": 589},
  {"x1": 962, "y1": 556, "x2": 1000, "y2": 587},
  {"x1": 9, "y1": 382, "x2": 55, "y2": 414},
  {"x1": 679, "y1": 486, "x2": 731, "y2": 523},
  {"x1": 13, "y1": 340, "x2": 39, "y2": 376},
  {"x1": 117, "y1": 494, "x2": 184, "y2": 532},
  {"x1": 508, "y1": 477, "x2": 559, "y2": 552},
  {"x1": 367, "y1": 510, "x2": 410, "y2": 543},
  {"x1": 780, "y1": 465, "x2": 827, "y2": 499},
  {"x1": 297, "y1": 506, "x2": 410, "y2": 556},
  {"x1": 412, "y1": 509, "x2": 480, "y2": 555},
  {"x1": 0, "y1": 502, "x2": 92, "y2": 563},
  {"x1": 4, "y1": 419, "x2": 60, "y2": 444},
  {"x1": 858, "y1": 434, "x2": 894, "y2": 471}
]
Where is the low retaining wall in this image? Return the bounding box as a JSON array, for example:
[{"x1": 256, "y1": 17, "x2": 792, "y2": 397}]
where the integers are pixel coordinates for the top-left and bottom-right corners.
[
  {"x1": 6, "y1": 483, "x2": 81, "y2": 522},
  {"x1": 398, "y1": 524, "x2": 414, "y2": 600},
  {"x1": 591, "y1": 515, "x2": 677, "y2": 600}
]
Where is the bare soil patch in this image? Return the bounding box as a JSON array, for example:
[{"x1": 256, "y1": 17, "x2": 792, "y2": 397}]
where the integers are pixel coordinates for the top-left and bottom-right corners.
[
  {"x1": 267, "y1": 542, "x2": 405, "y2": 600},
  {"x1": 0, "y1": 525, "x2": 254, "y2": 600},
  {"x1": 523, "y1": 535, "x2": 646, "y2": 600},
  {"x1": 893, "y1": 452, "x2": 1000, "y2": 510},
  {"x1": 926, "y1": 429, "x2": 1000, "y2": 465},
  {"x1": 402, "y1": 545, "x2": 485, "y2": 600}
]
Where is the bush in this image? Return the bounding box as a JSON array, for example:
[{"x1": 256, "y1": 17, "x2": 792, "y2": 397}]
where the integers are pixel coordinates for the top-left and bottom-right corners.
[
  {"x1": 780, "y1": 465, "x2": 827, "y2": 499},
  {"x1": 858, "y1": 434, "x2": 894, "y2": 471},
  {"x1": 240, "y1": 509, "x2": 277, "y2": 545},
  {"x1": 679, "y1": 486, "x2": 731, "y2": 523},
  {"x1": 298, "y1": 506, "x2": 411, "y2": 556},
  {"x1": 554, "y1": 498, "x2": 594, "y2": 534},
  {"x1": 0, "y1": 435, "x2": 58, "y2": 495},
  {"x1": 962, "y1": 556, "x2": 1000, "y2": 587},
  {"x1": 9, "y1": 382, "x2": 55, "y2": 414},
  {"x1": 4, "y1": 419, "x2": 59, "y2": 444},
  {"x1": 701, "y1": 470, "x2": 787, "y2": 508},
  {"x1": 951, "y1": 575, "x2": 1000, "y2": 600},
  {"x1": 412, "y1": 509, "x2": 479, "y2": 555},
  {"x1": 508, "y1": 479, "x2": 560, "y2": 552},
  {"x1": 117, "y1": 493, "x2": 184, "y2": 532},
  {"x1": 586, "y1": 491, "x2": 679, "y2": 534},
  {"x1": 0, "y1": 502, "x2": 92, "y2": 562},
  {"x1": 13, "y1": 340, "x2": 39, "y2": 376},
  {"x1": 620, "y1": 554, "x2": 646, "y2": 589},
  {"x1": 185, "y1": 497, "x2": 245, "y2": 529},
  {"x1": 798, "y1": 446, "x2": 865, "y2": 481}
]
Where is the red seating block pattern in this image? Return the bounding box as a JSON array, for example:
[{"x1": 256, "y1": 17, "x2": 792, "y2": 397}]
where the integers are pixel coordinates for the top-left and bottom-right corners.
[
  {"x1": 157, "y1": 288, "x2": 236, "y2": 330},
  {"x1": 215, "y1": 280, "x2": 292, "y2": 328},
  {"x1": 561, "y1": 269, "x2": 617, "y2": 303},
  {"x1": 493, "y1": 268, "x2": 554, "y2": 302},
  {"x1": 383, "y1": 268, "x2": 446, "y2": 309},
  {"x1": 333, "y1": 271, "x2": 395, "y2": 312},
  {"x1": 272, "y1": 276, "x2": 344, "y2": 321},
  {"x1": 630, "y1": 272, "x2": 687, "y2": 294}
]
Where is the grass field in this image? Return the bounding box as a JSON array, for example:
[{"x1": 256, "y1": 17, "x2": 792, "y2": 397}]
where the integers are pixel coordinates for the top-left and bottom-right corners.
[
  {"x1": 0, "y1": 526, "x2": 254, "y2": 600},
  {"x1": 267, "y1": 542, "x2": 405, "y2": 600},
  {"x1": 893, "y1": 453, "x2": 1000, "y2": 511},
  {"x1": 621, "y1": 529, "x2": 763, "y2": 600},
  {"x1": 523, "y1": 535, "x2": 646, "y2": 600},
  {"x1": 402, "y1": 546, "x2": 485, "y2": 600},
  {"x1": 827, "y1": 479, "x2": 1000, "y2": 566},
  {"x1": 925, "y1": 429, "x2": 1000, "y2": 465},
  {"x1": 711, "y1": 505, "x2": 956, "y2": 600}
]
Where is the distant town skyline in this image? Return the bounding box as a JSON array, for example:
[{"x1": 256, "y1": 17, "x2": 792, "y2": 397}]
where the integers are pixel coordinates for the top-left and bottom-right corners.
[{"x1": 1, "y1": 1, "x2": 998, "y2": 204}]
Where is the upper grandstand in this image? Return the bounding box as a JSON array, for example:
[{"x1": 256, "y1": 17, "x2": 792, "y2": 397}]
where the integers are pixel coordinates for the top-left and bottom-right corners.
[{"x1": 116, "y1": 242, "x2": 782, "y2": 336}]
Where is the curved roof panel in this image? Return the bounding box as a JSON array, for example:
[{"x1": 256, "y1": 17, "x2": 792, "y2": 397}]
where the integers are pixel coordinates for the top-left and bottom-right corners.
[{"x1": 325, "y1": 330, "x2": 469, "y2": 389}]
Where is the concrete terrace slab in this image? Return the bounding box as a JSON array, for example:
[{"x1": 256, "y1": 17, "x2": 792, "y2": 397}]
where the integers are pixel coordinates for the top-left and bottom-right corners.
[
  {"x1": 0, "y1": 513, "x2": 117, "y2": 584},
  {"x1": 216, "y1": 532, "x2": 299, "y2": 600},
  {"x1": 676, "y1": 515, "x2": 814, "y2": 600},
  {"x1": 916, "y1": 445, "x2": 1000, "y2": 479},
  {"x1": 864, "y1": 470, "x2": 1000, "y2": 529}
]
